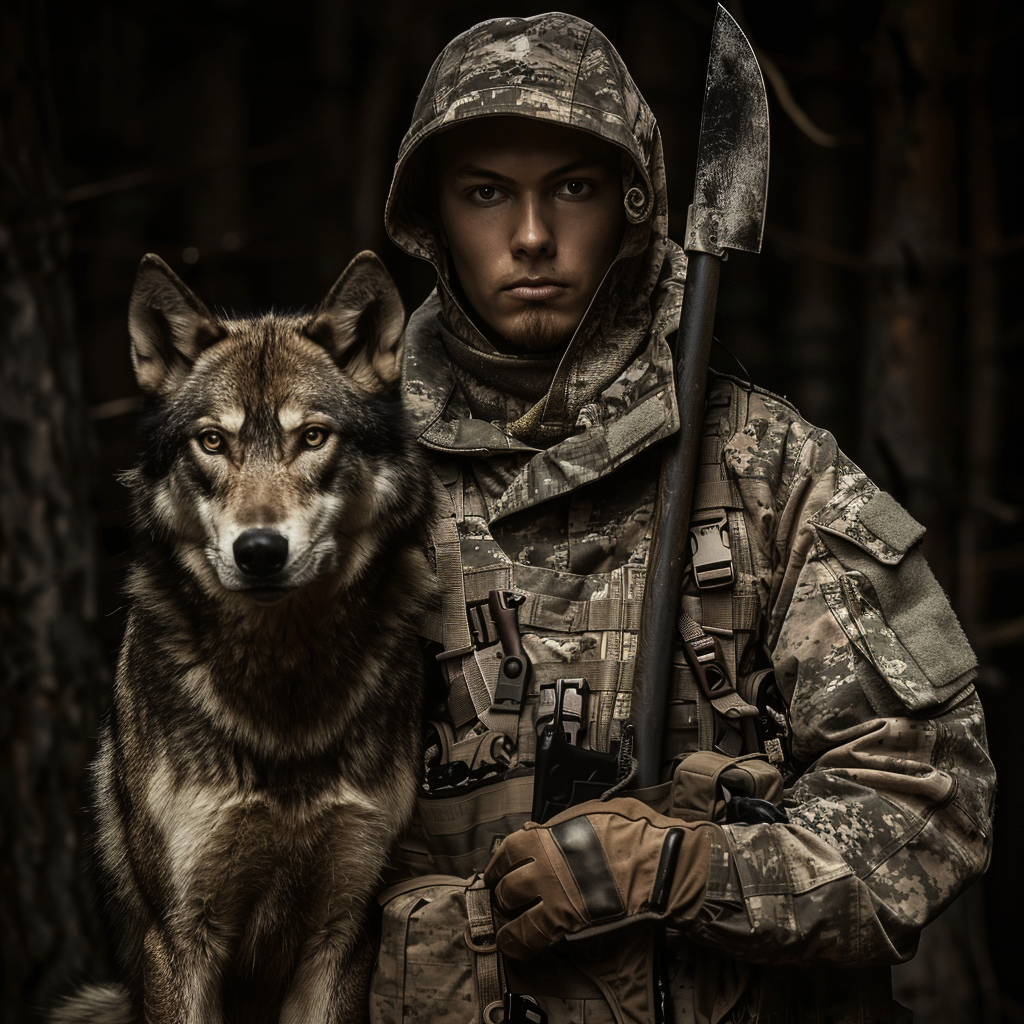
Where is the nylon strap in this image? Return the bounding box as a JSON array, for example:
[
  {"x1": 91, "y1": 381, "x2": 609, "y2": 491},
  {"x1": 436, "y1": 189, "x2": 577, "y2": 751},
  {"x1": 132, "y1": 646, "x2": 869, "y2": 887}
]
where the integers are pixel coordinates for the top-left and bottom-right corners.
[
  {"x1": 430, "y1": 475, "x2": 520, "y2": 736},
  {"x1": 465, "y1": 877, "x2": 504, "y2": 1020},
  {"x1": 678, "y1": 608, "x2": 757, "y2": 720},
  {"x1": 433, "y1": 510, "x2": 473, "y2": 657}
]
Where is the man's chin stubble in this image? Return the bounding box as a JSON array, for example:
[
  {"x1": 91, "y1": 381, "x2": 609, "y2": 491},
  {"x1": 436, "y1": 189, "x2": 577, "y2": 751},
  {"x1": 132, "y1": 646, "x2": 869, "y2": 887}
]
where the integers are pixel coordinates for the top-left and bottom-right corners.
[{"x1": 499, "y1": 305, "x2": 574, "y2": 353}]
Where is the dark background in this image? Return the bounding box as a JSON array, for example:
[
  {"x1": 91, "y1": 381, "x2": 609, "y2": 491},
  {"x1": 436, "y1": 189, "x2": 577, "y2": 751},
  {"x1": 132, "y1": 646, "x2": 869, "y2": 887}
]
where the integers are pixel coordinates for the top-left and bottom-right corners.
[{"x1": 2, "y1": 0, "x2": 1022, "y2": 1020}]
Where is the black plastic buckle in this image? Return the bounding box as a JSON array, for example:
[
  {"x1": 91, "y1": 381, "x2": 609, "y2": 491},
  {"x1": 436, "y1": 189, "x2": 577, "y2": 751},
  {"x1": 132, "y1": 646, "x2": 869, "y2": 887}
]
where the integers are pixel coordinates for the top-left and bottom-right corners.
[
  {"x1": 536, "y1": 679, "x2": 588, "y2": 745},
  {"x1": 682, "y1": 636, "x2": 736, "y2": 700},
  {"x1": 689, "y1": 510, "x2": 734, "y2": 589}
]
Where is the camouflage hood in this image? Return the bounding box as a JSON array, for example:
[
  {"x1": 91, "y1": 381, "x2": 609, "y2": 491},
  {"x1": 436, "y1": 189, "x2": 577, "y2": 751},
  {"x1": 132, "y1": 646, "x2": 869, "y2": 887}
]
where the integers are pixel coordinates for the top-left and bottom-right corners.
[{"x1": 387, "y1": 13, "x2": 686, "y2": 483}]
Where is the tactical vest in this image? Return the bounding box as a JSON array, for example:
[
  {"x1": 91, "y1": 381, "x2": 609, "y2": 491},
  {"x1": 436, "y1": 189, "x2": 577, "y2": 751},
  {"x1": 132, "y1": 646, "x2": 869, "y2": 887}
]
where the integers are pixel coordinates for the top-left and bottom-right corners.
[
  {"x1": 372, "y1": 378, "x2": 917, "y2": 1024},
  {"x1": 390, "y1": 381, "x2": 771, "y2": 882},
  {"x1": 371, "y1": 381, "x2": 795, "y2": 1024}
]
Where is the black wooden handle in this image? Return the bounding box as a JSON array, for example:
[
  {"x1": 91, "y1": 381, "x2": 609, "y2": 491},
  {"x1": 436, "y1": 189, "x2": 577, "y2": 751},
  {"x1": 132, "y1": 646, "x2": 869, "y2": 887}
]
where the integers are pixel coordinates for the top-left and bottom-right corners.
[{"x1": 632, "y1": 250, "x2": 722, "y2": 789}]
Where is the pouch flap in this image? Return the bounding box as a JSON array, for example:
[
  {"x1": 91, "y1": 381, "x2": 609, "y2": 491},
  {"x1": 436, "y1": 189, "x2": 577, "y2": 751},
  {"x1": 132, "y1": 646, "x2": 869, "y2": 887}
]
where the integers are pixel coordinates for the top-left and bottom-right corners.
[
  {"x1": 821, "y1": 572, "x2": 976, "y2": 713},
  {"x1": 670, "y1": 752, "x2": 782, "y2": 823},
  {"x1": 810, "y1": 485, "x2": 924, "y2": 565},
  {"x1": 376, "y1": 872, "x2": 476, "y2": 906}
]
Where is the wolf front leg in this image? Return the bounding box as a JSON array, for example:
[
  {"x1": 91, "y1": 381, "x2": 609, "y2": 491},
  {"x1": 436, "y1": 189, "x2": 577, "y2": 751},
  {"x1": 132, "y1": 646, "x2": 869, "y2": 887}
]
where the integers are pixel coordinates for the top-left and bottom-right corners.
[
  {"x1": 142, "y1": 922, "x2": 228, "y2": 1024},
  {"x1": 279, "y1": 804, "x2": 398, "y2": 1024},
  {"x1": 279, "y1": 923, "x2": 376, "y2": 1024}
]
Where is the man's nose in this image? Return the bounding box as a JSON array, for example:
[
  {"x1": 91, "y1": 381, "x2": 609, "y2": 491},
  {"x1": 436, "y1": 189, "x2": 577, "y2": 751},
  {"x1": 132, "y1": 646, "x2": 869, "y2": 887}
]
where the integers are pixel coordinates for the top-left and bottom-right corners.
[{"x1": 511, "y1": 195, "x2": 555, "y2": 257}]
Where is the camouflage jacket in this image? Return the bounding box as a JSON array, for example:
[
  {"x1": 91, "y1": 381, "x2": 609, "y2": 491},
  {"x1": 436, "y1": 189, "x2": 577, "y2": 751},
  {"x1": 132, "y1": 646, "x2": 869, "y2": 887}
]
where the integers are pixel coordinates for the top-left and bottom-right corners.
[{"x1": 381, "y1": 13, "x2": 995, "y2": 1023}]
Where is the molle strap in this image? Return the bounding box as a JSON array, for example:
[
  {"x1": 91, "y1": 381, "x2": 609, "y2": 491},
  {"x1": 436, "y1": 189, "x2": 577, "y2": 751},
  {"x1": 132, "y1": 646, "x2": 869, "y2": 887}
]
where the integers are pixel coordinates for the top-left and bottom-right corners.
[
  {"x1": 466, "y1": 589, "x2": 644, "y2": 641},
  {"x1": 517, "y1": 591, "x2": 645, "y2": 633},
  {"x1": 462, "y1": 566, "x2": 516, "y2": 603},
  {"x1": 431, "y1": 499, "x2": 474, "y2": 657},
  {"x1": 689, "y1": 394, "x2": 742, "y2": 594},
  {"x1": 429, "y1": 474, "x2": 518, "y2": 736},
  {"x1": 693, "y1": 478, "x2": 743, "y2": 512},
  {"x1": 464, "y1": 876, "x2": 504, "y2": 1020}
]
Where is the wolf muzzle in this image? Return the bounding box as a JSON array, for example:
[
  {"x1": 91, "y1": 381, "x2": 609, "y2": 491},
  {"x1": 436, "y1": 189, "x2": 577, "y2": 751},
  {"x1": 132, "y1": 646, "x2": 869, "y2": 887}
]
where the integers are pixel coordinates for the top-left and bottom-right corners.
[{"x1": 233, "y1": 528, "x2": 289, "y2": 577}]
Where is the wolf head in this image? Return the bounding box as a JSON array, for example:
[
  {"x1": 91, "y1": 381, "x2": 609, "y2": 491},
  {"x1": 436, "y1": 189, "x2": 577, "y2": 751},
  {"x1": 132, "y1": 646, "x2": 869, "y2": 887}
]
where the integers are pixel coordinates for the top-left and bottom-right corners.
[{"x1": 125, "y1": 251, "x2": 424, "y2": 605}]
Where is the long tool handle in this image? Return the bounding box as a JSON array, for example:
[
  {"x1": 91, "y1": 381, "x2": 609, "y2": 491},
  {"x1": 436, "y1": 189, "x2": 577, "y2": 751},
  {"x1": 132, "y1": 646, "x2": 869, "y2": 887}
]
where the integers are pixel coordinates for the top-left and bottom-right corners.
[{"x1": 632, "y1": 250, "x2": 721, "y2": 789}]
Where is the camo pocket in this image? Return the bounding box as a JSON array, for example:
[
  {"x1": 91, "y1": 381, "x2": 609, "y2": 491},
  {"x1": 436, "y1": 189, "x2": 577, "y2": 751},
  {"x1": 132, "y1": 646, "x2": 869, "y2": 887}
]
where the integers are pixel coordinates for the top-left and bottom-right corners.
[
  {"x1": 371, "y1": 874, "x2": 500, "y2": 1024},
  {"x1": 812, "y1": 486, "x2": 977, "y2": 712}
]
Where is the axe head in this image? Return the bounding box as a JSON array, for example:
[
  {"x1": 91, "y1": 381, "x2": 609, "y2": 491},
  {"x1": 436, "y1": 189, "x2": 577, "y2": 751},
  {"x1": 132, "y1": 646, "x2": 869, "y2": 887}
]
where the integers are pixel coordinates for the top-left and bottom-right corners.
[{"x1": 685, "y1": 5, "x2": 769, "y2": 257}]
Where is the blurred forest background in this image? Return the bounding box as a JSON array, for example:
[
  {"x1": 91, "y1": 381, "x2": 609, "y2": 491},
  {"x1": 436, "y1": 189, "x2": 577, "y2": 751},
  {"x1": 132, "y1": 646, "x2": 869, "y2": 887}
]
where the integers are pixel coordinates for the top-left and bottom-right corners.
[{"x1": 2, "y1": 0, "x2": 1023, "y2": 1020}]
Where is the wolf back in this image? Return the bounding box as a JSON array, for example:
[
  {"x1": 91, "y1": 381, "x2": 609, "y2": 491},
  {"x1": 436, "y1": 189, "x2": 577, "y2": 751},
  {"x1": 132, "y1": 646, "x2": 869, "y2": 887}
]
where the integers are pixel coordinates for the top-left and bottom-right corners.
[{"x1": 53, "y1": 251, "x2": 434, "y2": 1024}]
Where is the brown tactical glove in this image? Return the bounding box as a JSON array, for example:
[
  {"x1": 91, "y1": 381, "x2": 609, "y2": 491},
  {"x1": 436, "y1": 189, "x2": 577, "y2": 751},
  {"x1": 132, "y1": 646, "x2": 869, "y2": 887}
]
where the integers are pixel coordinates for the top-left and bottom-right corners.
[{"x1": 483, "y1": 796, "x2": 722, "y2": 960}]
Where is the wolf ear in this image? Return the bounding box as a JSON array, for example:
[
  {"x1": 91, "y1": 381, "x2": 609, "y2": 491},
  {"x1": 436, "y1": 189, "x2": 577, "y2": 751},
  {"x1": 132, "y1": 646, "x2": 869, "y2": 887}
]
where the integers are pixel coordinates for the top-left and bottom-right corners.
[
  {"x1": 128, "y1": 254, "x2": 226, "y2": 395},
  {"x1": 304, "y1": 251, "x2": 405, "y2": 391}
]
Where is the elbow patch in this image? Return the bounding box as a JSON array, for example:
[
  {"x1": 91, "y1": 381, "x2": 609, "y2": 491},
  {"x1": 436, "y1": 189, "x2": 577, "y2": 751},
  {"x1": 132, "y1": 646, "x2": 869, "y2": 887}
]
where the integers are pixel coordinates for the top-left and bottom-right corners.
[{"x1": 810, "y1": 485, "x2": 977, "y2": 713}]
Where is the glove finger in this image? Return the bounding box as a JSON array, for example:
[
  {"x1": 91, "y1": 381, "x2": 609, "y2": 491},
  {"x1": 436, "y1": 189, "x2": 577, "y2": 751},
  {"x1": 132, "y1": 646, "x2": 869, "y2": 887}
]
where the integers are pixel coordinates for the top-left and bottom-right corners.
[
  {"x1": 495, "y1": 903, "x2": 558, "y2": 960},
  {"x1": 492, "y1": 858, "x2": 543, "y2": 915},
  {"x1": 484, "y1": 829, "x2": 536, "y2": 889}
]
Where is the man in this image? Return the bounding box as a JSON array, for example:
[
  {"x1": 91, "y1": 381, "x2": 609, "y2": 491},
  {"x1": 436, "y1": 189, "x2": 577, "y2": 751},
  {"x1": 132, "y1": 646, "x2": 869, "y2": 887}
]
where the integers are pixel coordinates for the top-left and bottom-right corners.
[{"x1": 376, "y1": 13, "x2": 994, "y2": 1023}]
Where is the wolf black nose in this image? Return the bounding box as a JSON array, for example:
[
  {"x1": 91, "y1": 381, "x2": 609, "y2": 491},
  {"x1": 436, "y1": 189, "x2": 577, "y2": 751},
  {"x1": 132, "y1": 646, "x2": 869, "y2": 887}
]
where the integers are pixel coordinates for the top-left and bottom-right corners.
[{"x1": 233, "y1": 529, "x2": 289, "y2": 577}]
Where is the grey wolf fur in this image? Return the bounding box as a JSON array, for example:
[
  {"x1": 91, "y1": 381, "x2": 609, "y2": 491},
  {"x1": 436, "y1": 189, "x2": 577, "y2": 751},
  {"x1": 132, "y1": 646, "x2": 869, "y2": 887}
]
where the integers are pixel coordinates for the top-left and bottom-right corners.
[{"x1": 53, "y1": 252, "x2": 433, "y2": 1024}]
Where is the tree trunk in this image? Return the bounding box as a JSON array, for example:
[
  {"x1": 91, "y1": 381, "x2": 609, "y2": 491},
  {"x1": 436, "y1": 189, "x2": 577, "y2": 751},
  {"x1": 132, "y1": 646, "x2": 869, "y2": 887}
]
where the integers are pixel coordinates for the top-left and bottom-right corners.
[
  {"x1": 862, "y1": 0, "x2": 961, "y2": 585},
  {"x1": 0, "y1": 4, "x2": 107, "y2": 1021},
  {"x1": 867, "y1": 2, "x2": 998, "y2": 1020}
]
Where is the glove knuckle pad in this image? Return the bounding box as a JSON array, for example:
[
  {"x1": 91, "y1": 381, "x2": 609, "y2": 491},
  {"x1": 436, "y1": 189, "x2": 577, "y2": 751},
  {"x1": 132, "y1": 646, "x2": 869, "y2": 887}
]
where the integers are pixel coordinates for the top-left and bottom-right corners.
[{"x1": 549, "y1": 816, "x2": 625, "y2": 922}]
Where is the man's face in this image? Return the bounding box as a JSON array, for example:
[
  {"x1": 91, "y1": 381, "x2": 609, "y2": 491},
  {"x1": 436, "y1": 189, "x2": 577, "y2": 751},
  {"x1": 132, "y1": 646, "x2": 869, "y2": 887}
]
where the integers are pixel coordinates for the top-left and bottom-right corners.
[{"x1": 435, "y1": 117, "x2": 626, "y2": 353}]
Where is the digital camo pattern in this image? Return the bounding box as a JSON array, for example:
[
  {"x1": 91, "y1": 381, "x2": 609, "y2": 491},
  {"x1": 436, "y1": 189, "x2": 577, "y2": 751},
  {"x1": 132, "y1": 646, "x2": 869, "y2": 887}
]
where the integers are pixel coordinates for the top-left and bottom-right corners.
[
  {"x1": 383, "y1": 10, "x2": 994, "y2": 1022},
  {"x1": 397, "y1": 369, "x2": 996, "y2": 1022},
  {"x1": 683, "y1": 387, "x2": 994, "y2": 993}
]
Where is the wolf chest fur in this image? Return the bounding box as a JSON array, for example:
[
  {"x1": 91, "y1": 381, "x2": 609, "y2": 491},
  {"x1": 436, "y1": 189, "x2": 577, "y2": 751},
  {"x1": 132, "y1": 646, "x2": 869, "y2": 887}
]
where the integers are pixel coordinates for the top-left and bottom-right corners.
[{"x1": 56, "y1": 252, "x2": 433, "y2": 1024}]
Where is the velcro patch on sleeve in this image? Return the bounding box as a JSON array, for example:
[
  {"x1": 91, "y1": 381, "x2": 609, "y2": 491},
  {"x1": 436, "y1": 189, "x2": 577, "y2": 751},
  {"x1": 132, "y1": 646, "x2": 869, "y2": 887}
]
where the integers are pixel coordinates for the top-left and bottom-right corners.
[{"x1": 810, "y1": 484, "x2": 924, "y2": 565}]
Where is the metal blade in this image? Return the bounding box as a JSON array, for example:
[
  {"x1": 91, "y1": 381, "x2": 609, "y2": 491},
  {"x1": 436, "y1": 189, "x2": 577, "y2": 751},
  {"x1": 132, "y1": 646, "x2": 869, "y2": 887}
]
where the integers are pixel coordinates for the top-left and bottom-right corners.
[{"x1": 685, "y1": 5, "x2": 769, "y2": 256}]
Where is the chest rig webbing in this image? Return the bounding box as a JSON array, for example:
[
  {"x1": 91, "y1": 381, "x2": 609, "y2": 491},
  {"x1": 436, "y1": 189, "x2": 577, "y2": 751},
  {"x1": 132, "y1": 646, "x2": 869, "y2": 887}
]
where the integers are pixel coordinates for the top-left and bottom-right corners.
[{"x1": 407, "y1": 380, "x2": 766, "y2": 878}]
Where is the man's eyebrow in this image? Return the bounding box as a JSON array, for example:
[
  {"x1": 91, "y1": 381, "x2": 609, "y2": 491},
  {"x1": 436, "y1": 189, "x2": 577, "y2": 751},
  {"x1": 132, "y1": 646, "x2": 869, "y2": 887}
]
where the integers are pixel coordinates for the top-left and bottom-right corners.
[
  {"x1": 543, "y1": 158, "x2": 605, "y2": 179},
  {"x1": 452, "y1": 164, "x2": 515, "y2": 184},
  {"x1": 451, "y1": 158, "x2": 610, "y2": 183}
]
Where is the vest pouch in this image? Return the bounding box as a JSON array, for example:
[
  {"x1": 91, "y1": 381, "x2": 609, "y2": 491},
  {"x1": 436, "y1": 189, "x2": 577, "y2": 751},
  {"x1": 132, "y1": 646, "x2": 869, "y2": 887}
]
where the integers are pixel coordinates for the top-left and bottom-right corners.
[
  {"x1": 402, "y1": 775, "x2": 535, "y2": 878},
  {"x1": 371, "y1": 873, "x2": 504, "y2": 1024},
  {"x1": 504, "y1": 927, "x2": 658, "y2": 1024},
  {"x1": 371, "y1": 872, "x2": 656, "y2": 1024},
  {"x1": 670, "y1": 751, "x2": 784, "y2": 824}
]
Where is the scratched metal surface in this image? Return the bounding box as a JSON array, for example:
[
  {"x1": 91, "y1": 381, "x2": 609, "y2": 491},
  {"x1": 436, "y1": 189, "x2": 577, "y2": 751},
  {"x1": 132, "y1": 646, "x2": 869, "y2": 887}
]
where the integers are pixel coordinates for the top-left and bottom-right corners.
[{"x1": 686, "y1": 5, "x2": 769, "y2": 256}]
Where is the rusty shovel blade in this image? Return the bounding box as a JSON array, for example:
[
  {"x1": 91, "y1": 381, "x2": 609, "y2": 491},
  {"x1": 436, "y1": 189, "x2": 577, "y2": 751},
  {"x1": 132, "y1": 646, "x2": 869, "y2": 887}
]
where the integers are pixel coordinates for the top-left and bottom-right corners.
[{"x1": 685, "y1": 5, "x2": 769, "y2": 256}]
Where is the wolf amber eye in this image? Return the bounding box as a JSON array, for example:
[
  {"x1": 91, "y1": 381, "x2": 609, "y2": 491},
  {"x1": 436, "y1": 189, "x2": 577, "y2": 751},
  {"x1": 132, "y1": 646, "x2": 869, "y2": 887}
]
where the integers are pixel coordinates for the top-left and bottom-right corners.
[
  {"x1": 198, "y1": 431, "x2": 224, "y2": 454},
  {"x1": 302, "y1": 427, "x2": 328, "y2": 449}
]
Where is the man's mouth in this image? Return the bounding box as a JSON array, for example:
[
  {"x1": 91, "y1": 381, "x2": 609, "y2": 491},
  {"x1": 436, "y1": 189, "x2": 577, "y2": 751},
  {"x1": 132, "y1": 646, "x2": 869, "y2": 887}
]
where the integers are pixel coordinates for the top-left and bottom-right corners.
[{"x1": 503, "y1": 278, "x2": 567, "y2": 301}]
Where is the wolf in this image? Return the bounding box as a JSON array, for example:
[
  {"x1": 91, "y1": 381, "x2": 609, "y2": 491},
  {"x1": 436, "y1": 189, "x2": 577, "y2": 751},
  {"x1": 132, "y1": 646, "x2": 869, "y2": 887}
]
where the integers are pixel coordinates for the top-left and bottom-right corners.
[{"x1": 53, "y1": 251, "x2": 434, "y2": 1024}]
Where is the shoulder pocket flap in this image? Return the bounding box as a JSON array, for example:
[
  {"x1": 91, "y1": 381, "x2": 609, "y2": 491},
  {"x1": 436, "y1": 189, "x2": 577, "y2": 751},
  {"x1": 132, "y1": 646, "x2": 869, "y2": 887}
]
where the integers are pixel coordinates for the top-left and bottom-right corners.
[
  {"x1": 821, "y1": 574, "x2": 976, "y2": 712},
  {"x1": 810, "y1": 486, "x2": 925, "y2": 565}
]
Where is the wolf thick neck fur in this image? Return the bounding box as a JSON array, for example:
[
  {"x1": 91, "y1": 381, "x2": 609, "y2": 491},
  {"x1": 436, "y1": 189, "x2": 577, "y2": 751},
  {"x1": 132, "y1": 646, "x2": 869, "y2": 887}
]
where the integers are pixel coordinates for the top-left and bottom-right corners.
[{"x1": 121, "y1": 532, "x2": 429, "y2": 770}]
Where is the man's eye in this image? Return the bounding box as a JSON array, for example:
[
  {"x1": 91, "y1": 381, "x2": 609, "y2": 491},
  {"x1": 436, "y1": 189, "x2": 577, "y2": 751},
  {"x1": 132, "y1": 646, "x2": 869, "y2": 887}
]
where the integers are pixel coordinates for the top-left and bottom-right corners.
[
  {"x1": 302, "y1": 426, "x2": 329, "y2": 449},
  {"x1": 557, "y1": 180, "x2": 593, "y2": 199},
  {"x1": 470, "y1": 185, "x2": 502, "y2": 203},
  {"x1": 198, "y1": 430, "x2": 225, "y2": 454}
]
